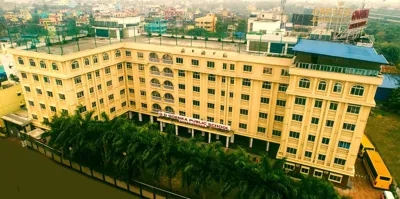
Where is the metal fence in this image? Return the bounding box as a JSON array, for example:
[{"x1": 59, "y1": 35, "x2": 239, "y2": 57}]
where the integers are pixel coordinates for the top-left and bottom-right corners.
[{"x1": 22, "y1": 136, "x2": 190, "y2": 199}]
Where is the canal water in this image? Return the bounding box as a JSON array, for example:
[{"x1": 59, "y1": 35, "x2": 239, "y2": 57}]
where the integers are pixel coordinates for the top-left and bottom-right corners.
[{"x1": 0, "y1": 138, "x2": 139, "y2": 199}]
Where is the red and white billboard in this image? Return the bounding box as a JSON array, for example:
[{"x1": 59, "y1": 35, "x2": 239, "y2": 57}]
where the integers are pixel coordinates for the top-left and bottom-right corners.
[{"x1": 349, "y1": 9, "x2": 369, "y2": 30}]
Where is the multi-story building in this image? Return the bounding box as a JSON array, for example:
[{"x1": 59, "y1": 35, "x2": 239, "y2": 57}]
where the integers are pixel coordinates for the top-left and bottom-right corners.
[
  {"x1": 145, "y1": 18, "x2": 168, "y2": 34},
  {"x1": 9, "y1": 39, "x2": 386, "y2": 187},
  {"x1": 94, "y1": 16, "x2": 143, "y2": 40},
  {"x1": 195, "y1": 14, "x2": 217, "y2": 32}
]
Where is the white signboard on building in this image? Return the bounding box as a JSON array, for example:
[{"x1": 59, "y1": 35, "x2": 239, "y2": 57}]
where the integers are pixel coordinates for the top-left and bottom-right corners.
[{"x1": 158, "y1": 112, "x2": 231, "y2": 131}]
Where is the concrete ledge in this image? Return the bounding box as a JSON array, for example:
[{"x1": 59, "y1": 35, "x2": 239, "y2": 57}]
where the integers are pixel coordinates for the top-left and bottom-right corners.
[
  {"x1": 92, "y1": 170, "x2": 104, "y2": 180},
  {"x1": 116, "y1": 180, "x2": 128, "y2": 190},
  {"x1": 71, "y1": 162, "x2": 81, "y2": 171},
  {"x1": 45, "y1": 150, "x2": 53, "y2": 158},
  {"x1": 156, "y1": 194, "x2": 166, "y2": 199},
  {"x1": 26, "y1": 140, "x2": 32, "y2": 147},
  {"x1": 104, "y1": 175, "x2": 115, "y2": 185},
  {"x1": 142, "y1": 189, "x2": 153, "y2": 198},
  {"x1": 62, "y1": 158, "x2": 71, "y2": 166},
  {"x1": 32, "y1": 143, "x2": 38, "y2": 150},
  {"x1": 38, "y1": 146, "x2": 45, "y2": 154},
  {"x1": 129, "y1": 184, "x2": 140, "y2": 195},
  {"x1": 81, "y1": 166, "x2": 92, "y2": 176},
  {"x1": 53, "y1": 154, "x2": 61, "y2": 163}
]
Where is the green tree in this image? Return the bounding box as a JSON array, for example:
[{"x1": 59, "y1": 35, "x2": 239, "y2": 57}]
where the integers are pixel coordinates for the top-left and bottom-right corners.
[
  {"x1": 237, "y1": 19, "x2": 247, "y2": 33},
  {"x1": 377, "y1": 43, "x2": 400, "y2": 65},
  {"x1": 387, "y1": 87, "x2": 400, "y2": 110}
]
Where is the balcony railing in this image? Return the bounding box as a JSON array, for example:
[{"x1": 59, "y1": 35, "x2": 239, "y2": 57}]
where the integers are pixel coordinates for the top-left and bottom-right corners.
[
  {"x1": 296, "y1": 62, "x2": 380, "y2": 77},
  {"x1": 152, "y1": 96, "x2": 161, "y2": 101},
  {"x1": 152, "y1": 108, "x2": 161, "y2": 113},
  {"x1": 163, "y1": 59, "x2": 173, "y2": 64},
  {"x1": 164, "y1": 99, "x2": 174, "y2": 103},
  {"x1": 149, "y1": 58, "x2": 159, "y2": 62},
  {"x1": 151, "y1": 83, "x2": 161, "y2": 88},
  {"x1": 163, "y1": 73, "x2": 174, "y2": 77},
  {"x1": 164, "y1": 85, "x2": 174, "y2": 90},
  {"x1": 150, "y1": 71, "x2": 160, "y2": 75}
]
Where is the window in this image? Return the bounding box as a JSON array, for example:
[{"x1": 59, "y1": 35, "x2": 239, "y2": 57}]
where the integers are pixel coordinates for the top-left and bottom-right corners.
[
  {"x1": 333, "y1": 83, "x2": 342, "y2": 93},
  {"x1": 281, "y1": 69, "x2": 289, "y2": 76},
  {"x1": 93, "y1": 56, "x2": 98, "y2": 64},
  {"x1": 117, "y1": 63, "x2": 123, "y2": 70},
  {"x1": 278, "y1": 84, "x2": 288, "y2": 92},
  {"x1": 97, "y1": 84, "x2": 102, "y2": 90},
  {"x1": 74, "y1": 76, "x2": 82, "y2": 84},
  {"x1": 223, "y1": 63, "x2": 227, "y2": 70},
  {"x1": 229, "y1": 92, "x2": 234, "y2": 98},
  {"x1": 326, "y1": 120, "x2": 334, "y2": 127},
  {"x1": 263, "y1": 67, "x2": 272, "y2": 74},
  {"x1": 308, "y1": 135, "x2": 315, "y2": 142},
  {"x1": 350, "y1": 85, "x2": 364, "y2": 96},
  {"x1": 258, "y1": 97, "x2": 269, "y2": 104},
  {"x1": 229, "y1": 107, "x2": 232, "y2": 112},
  {"x1": 191, "y1": 59, "x2": 199, "y2": 66},
  {"x1": 122, "y1": 102, "x2": 126, "y2": 107},
  {"x1": 220, "y1": 105, "x2": 224, "y2": 111},
  {"x1": 59, "y1": 94, "x2": 65, "y2": 100},
  {"x1": 259, "y1": 112, "x2": 268, "y2": 119},
  {"x1": 179, "y1": 98, "x2": 186, "y2": 103},
  {"x1": 230, "y1": 64, "x2": 235, "y2": 71},
  {"x1": 119, "y1": 76, "x2": 124, "y2": 82},
  {"x1": 29, "y1": 59, "x2": 36, "y2": 67},
  {"x1": 338, "y1": 141, "x2": 351, "y2": 149},
  {"x1": 334, "y1": 158, "x2": 346, "y2": 166},
  {"x1": 176, "y1": 57, "x2": 183, "y2": 64},
  {"x1": 32, "y1": 75, "x2": 39, "y2": 81},
  {"x1": 47, "y1": 91, "x2": 53, "y2": 97},
  {"x1": 241, "y1": 94, "x2": 250, "y2": 101},
  {"x1": 140, "y1": 91, "x2": 146, "y2": 96},
  {"x1": 230, "y1": 77, "x2": 234, "y2": 84},
  {"x1": 103, "y1": 53, "x2": 109, "y2": 61},
  {"x1": 207, "y1": 103, "x2": 215, "y2": 109},
  {"x1": 298, "y1": 78, "x2": 310, "y2": 88},
  {"x1": 276, "y1": 100, "x2": 286, "y2": 107},
  {"x1": 138, "y1": 64, "x2": 144, "y2": 71},
  {"x1": 207, "y1": 61, "x2": 215, "y2": 68},
  {"x1": 43, "y1": 76, "x2": 50, "y2": 83},
  {"x1": 193, "y1": 72, "x2": 200, "y2": 79},
  {"x1": 221, "y1": 90, "x2": 225, "y2": 96},
  {"x1": 126, "y1": 62, "x2": 132, "y2": 69},
  {"x1": 295, "y1": 97, "x2": 306, "y2": 105},
  {"x1": 193, "y1": 114, "x2": 200, "y2": 119},
  {"x1": 21, "y1": 73, "x2": 27, "y2": 79},
  {"x1": 262, "y1": 81, "x2": 271, "y2": 89},
  {"x1": 347, "y1": 105, "x2": 361, "y2": 114},
  {"x1": 128, "y1": 76, "x2": 133, "y2": 81},
  {"x1": 242, "y1": 79, "x2": 251, "y2": 87},
  {"x1": 272, "y1": 130, "x2": 281, "y2": 136},
  {"x1": 343, "y1": 123, "x2": 356, "y2": 131},
  {"x1": 179, "y1": 84, "x2": 185, "y2": 90},
  {"x1": 100, "y1": 99, "x2": 104, "y2": 104},
  {"x1": 284, "y1": 163, "x2": 295, "y2": 171},
  {"x1": 52, "y1": 63, "x2": 58, "y2": 70},
  {"x1": 292, "y1": 114, "x2": 303, "y2": 122},
  {"x1": 240, "y1": 109, "x2": 248, "y2": 115},
  {"x1": 193, "y1": 86, "x2": 200, "y2": 92},
  {"x1": 141, "y1": 103, "x2": 147, "y2": 108},
  {"x1": 95, "y1": 70, "x2": 100, "y2": 77},
  {"x1": 107, "y1": 80, "x2": 112, "y2": 87},
  {"x1": 314, "y1": 100, "x2": 322, "y2": 108},
  {"x1": 274, "y1": 115, "x2": 284, "y2": 122},
  {"x1": 56, "y1": 79, "x2": 63, "y2": 86},
  {"x1": 120, "y1": 89, "x2": 125, "y2": 95},
  {"x1": 78, "y1": 106, "x2": 87, "y2": 113},
  {"x1": 125, "y1": 51, "x2": 131, "y2": 57},
  {"x1": 318, "y1": 154, "x2": 326, "y2": 161},
  {"x1": 208, "y1": 74, "x2": 216, "y2": 81},
  {"x1": 220, "y1": 119, "x2": 224, "y2": 124},
  {"x1": 108, "y1": 94, "x2": 114, "y2": 100},
  {"x1": 28, "y1": 101, "x2": 34, "y2": 106},
  {"x1": 322, "y1": 137, "x2": 330, "y2": 145},
  {"x1": 49, "y1": 106, "x2": 56, "y2": 112},
  {"x1": 193, "y1": 100, "x2": 200, "y2": 106},
  {"x1": 329, "y1": 102, "x2": 338, "y2": 110},
  {"x1": 239, "y1": 123, "x2": 247, "y2": 129},
  {"x1": 110, "y1": 107, "x2": 116, "y2": 113},
  {"x1": 40, "y1": 103, "x2": 46, "y2": 109},
  {"x1": 257, "y1": 127, "x2": 266, "y2": 133},
  {"x1": 222, "y1": 77, "x2": 226, "y2": 83},
  {"x1": 329, "y1": 174, "x2": 342, "y2": 183},
  {"x1": 179, "y1": 111, "x2": 186, "y2": 116},
  {"x1": 286, "y1": 147, "x2": 297, "y2": 154},
  {"x1": 208, "y1": 89, "x2": 215, "y2": 95},
  {"x1": 36, "y1": 89, "x2": 42, "y2": 95},
  {"x1": 317, "y1": 81, "x2": 327, "y2": 91},
  {"x1": 243, "y1": 65, "x2": 252, "y2": 72},
  {"x1": 105, "y1": 67, "x2": 111, "y2": 74},
  {"x1": 129, "y1": 88, "x2": 134, "y2": 93},
  {"x1": 139, "y1": 77, "x2": 145, "y2": 83},
  {"x1": 18, "y1": 57, "x2": 24, "y2": 65},
  {"x1": 40, "y1": 61, "x2": 46, "y2": 68},
  {"x1": 115, "y1": 50, "x2": 121, "y2": 57},
  {"x1": 300, "y1": 167, "x2": 310, "y2": 175},
  {"x1": 311, "y1": 117, "x2": 319, "y2": 124},
  {"x1": 137, "y1": 52, "x2": 143, "y2": 58},
  {"x1": 289, "y1": 131, "x2": 300, "y2": 139},
  {"x1": 71, "y1": 61, "x2": 79, "y2": 69},
  {"x1": 92, "y1": 102, "x2": 97, "y2": 108},
  {"x1": 314, "y1": 170, "x2": 323, "y2": 178},
  {"x1": 178, "y1": 70, "x2": 185, "y2": 77},
  {"x1": 24, "y1": 86, "x2": 31, "y2": 92},
  {"x1": 77, "y1": 91, "x2": 84, "y2": 98}
]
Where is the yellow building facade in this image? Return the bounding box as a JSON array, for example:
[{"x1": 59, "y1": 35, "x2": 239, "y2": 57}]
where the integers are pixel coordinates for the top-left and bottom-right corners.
[
  {"x1": 195, "y1": 14, "x2": 217, "y2": 32},
  {"x1": 0, "y1": 83, "x2": 25, "y2": 127},
  {"x1": 10, "y1": 40, "x2": 384, "y2": 186}
]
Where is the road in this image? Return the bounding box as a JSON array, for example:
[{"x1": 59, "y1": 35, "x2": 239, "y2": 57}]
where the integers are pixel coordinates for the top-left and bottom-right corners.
[{"x1": 0, "y1": 138, "x2": 139, "y2": 199}]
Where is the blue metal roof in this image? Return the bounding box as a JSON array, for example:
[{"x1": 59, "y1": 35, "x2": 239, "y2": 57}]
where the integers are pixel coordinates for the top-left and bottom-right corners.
[
  {"x1": 379, "y1": 74, "x2": 400, "y2": 89},
  {"x1": 293, "y1": 39, "x2": 388, "y2": 64}
]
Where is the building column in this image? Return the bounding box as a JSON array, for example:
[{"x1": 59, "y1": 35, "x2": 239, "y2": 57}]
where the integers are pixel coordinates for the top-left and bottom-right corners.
[
  {"x1": 208, "y1": 132, "x2": 211, "y2": 143},
  {"x1": 150, "y1": 116, "x2": 154, "y2": 123},
  {"x1": 284, "y1": 43, "x2": 288, "y2": 55},
  {"x1": 129, "y1": 112, "x2": 133, "y2": 119},
  {"x1": 175, "y1": 125, "x2": 178, "y2": 136},
  {"x1": 230, "y1": 134, "x2": 235, "y2": 143},
  {"x1": 267, "y1": 42, "x2": 271, "y2": 53},
  {"x1": 225, "y1": 136, "x2": 230, "y2": 148},
  {"x1": 138, "y1": 113, "x2": 142, "y2": 121},
  {"x1": 187, "y1": 128, "x2": 191, "y2": 134},
  {"x1": 249, "y1": 138, "x2": 253, "y2": 148},
  {"x1": 216, "y1": 135, "x2": 219, "y2": 140},
  {"x1": 201, "y1": 131, "x2": 205, "y2": 136},
  {"x1": 191, "y1": 129, "x2": 194, "y2": 138},
  {"x1": 163, "y1": 122, "x2": 166, "y2": 127},
  {"x1": 160, "y1": 122, "x2": 163, "y2": 132},
  {"x1": 266, "y1": 141, "x2": 270, "y2": 151}
]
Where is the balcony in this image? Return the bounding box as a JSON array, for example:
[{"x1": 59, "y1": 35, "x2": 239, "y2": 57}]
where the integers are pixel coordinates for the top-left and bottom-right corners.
[
  {"x1": 295, "y1": 62, "x2": 380, "y2": 77},
  {"x1": 150, "y1": 71, "x2": 160, "y2": 76},
  {"x1": 164, "y1": 85, "x2": 174, "y2": 90},
  {"x1": 164, "y1": 98, "x2": 174, "y2": 103},
  {"x1": 163, "y1": 59, "x2": 173, "y2": 64},
  {"x1": 152, "y1": 108, "x2": 161, "y2": 113},
  {"x1": 149, "y1": 58, "x2": 159, "y2": 62},
  {"x1": 163, "y1": 73, "x2": 174, "y2": 78},
  {"x1": 152, "y1": 96, "x2": 161, "y2": 101},
  {"x1": 151, "y1": 83, "x2": 161, "y2": 88}
]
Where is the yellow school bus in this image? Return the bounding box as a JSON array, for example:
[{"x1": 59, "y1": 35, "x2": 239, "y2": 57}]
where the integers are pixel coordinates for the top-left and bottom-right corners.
[
  {"x1": 359, "y1": 135, "x2": 375, "y2": 157},
  {"x1": 363, "y1": 150, "x2": 392, "y2": 190}
]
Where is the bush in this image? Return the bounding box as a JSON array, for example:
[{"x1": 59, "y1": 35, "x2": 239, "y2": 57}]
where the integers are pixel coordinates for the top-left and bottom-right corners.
[
  {"x1": 341, "y1": 195, "x2": 353, "y2": 199},
  {"x1": 194, "y1": 36, "x2": 197, "y2": 40},
  {"x1": 205, "y1": 37, "x2": 208, "y2": 41},
  {"x1": 218, "y1": 38, "x2": 221, "y2": 42},
  {"x1": 158, "y1": 33, "x2": 161, "y2": 36},
  {"x1": 181, "y1": 35, "x2": 185, "y2": 39}
]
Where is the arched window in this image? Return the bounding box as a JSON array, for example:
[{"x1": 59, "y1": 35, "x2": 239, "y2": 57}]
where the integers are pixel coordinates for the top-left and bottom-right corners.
[
  {"x1": 201, "y1": 51, "x2": 206, "y2": 55},
  {"x1": 163, "y1": 68, "x2": 173, "y2": 77},
  {"x1": 162, "y1": 54, "x2": 173, "y2": 64},
  {"x1": 333, "y1": 83, "x2": 342, "y2": 93},
  {"x1": 152, "y1": 91, "x2": 161, "y2": 100},
  {"x1": 103, "y1": 53, "x2": 109, "y2": 61},
  {"x1": 17, "y1": 57, "x2": 24, "y2": 65},
  {"x1": 164, "y1": 93, "x2": 174, "y2": 100},
  {"x1": 317, "y1": 81, "x2": 327, "y2": 91},
  {"x1": 164, "y1": 80, "x2": 174, "y2": 90},
  {"x1": 84, "y1": 58, "x2": 90, "y2": 66},
  {"x1": 152, "y1": 104, "x2": 162, "y2": 112},
  {"x1": 29, "y1": 59, "x2": 36, "y2": 67},
  {"x1": 51, "y1": 63, "x2": 58, "y2": 70},
  {"x1": 165, "y1": 106, "x2": 174, "y2": 113},
  {"x1": 151, "y1": 78, "x2": 161, "y2": 87},
  {"x1": 149, "y1": 52, "x2": 159, "y2": 62},
  {"x1": 223, "y1": 53, "x2": 227, "y2": 58},
  {"x1": 150, "y1": 66, "x2": 160, "y2": 75},
  {"x1": 298, "y1": 78, "x2": 310, "y2": 88},
  {"x1": 39, "y1": 61, "x2": 46, "y2": 68},
  {"x1": 115, "y1": 50, "x2": 121, "y2": 57},
  {"x1": 93, "y1": 56, "x2": 98, "y2": 64},
  {"x1": 350, "y1": 85, "x2": 364, "y2": 96},
  {"x1": 71, "y1": 61, "x2": 79, "y2": 70}
]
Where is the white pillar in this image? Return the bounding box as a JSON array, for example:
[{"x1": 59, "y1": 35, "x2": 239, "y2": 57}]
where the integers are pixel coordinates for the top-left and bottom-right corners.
[
  {"x1": 225, "y1": 136, "x2": 229, "y2": 148},
  {"x1": 191, "y1": 129, "x2": 194, "y2": 138},
  {"x1": 208, "y1": 133, "x2": 211, "y2": 143},
  {"x1": 129, "y1": 112, "x2": 133, "y2": 119},
  {"x1": 187, "y1": 128, "x2": 191, "y2": 133},
  {"x1": 160, "y1": 122, "x2": 163, "y2": 132},
  {"x1": 266, "y1": 141, "x2": 270, "y2": 151},
  {"x1": 249, "y1": 138, "x2": 253, "y2": 148},
  {"x1": 230, "y1": 134, "x2": 235, "y2": 143},
  {"x1": 175, "y1": 125, "x2": 178, "y2": 136},
  {"x1": 201, "y1": 131, "x2": 205, "y2": 136},
  {"x1": 150, "y1": 116, "x2": 154, "y2": 123},
  {"x1": 163, "y1": 122, "x2": 166, "y2": 127},
  {"x1": 267, "y1": 42, "x2": 271, "y2": 53},
  {"x1": 138, "y1": 113, "x2": 142, "y2": 121},
  {"x1": 216, "y1": 135, "x2": 219, "y2": 140},
  {"x1": 284, "y1": 43, "x2": 288, "y2": 55}
]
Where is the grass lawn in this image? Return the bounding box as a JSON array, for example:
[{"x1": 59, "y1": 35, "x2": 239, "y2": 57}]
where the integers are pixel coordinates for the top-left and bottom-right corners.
[{"x1": 365, "y1": 109, "x2": 400, "y2": 183}]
